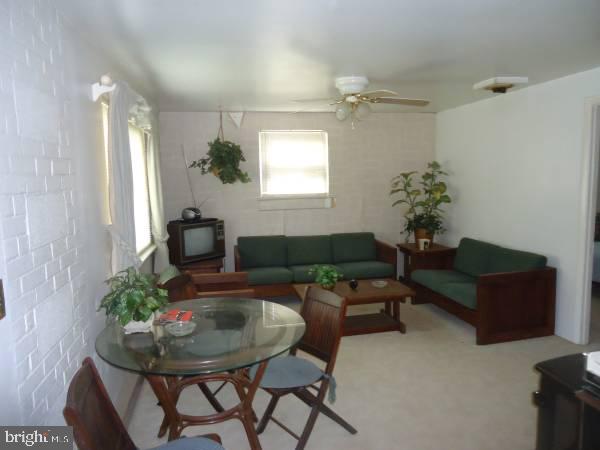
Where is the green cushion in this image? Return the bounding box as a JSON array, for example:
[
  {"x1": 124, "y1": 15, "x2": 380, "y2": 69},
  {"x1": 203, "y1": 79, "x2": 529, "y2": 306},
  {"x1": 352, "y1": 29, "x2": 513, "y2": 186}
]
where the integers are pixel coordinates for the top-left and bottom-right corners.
[
  {"x1": 336, "y1": 261, "x2": 394, "y2": 280},
  {"x1": 238, "y1": 236, "x2": 287, "y2": 269},
  {"x1": 438, "y1": 282, "x2": 478, "y2": 310},
  {"x1": 150, "y1": 436, "x2": 224, "y2": 450},
  {"x1": 287, "y1": 235, "x2": 332, "y2": 266},
  {"x1": 486, "y1": 246, "x2": 547, "y2": 273},
  {"x1": 331, "y1": 232, "x2": 376, "y2": 263},
  {"x1": 411, "y1": 269, "x2": 475, "y2": 293},
  {"x1": 289, "y1": 264, "x2": 343, "y2": 283},
  {"x1": 246, "y1": 267, "x2": 293, "y2": 285},
  {"x1": 453, "y1": 238, "x2": 500, "y2": 277}
]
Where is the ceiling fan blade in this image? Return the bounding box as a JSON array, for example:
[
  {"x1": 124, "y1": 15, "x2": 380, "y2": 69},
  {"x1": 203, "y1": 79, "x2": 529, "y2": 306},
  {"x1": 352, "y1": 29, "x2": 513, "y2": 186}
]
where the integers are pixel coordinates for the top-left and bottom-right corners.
[
  {"x1": 360, "y1": 89, "x2": 400, "y2": 98},
  {"x1": 292, "y1": 97, "x2": 335, "y2": 103},
  {"x1": 372, "y1": 98, "x2": 430, "y2": 106}
]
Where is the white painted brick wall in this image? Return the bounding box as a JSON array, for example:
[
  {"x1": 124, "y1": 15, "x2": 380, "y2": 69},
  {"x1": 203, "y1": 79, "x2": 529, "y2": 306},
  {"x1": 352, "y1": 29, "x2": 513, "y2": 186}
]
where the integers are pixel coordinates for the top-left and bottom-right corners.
[{"x1": 0, "y1": 0, "x2": 122, "y2": 425}]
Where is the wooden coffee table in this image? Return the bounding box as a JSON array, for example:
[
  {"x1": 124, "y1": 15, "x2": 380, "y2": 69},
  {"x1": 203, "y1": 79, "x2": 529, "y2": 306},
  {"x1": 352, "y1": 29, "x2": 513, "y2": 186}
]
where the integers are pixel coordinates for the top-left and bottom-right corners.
[{"x1": 293, "y1": 279, "x2": 414, "y2": 336}]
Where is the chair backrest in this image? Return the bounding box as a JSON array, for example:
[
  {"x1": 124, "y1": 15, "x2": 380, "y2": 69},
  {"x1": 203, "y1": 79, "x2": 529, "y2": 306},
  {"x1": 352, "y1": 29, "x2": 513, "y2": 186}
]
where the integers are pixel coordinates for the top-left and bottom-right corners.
[
  {"x1": 63, "y1": 358, "x2": 136, "y2": 450},
  {"x1": 159, "y1": 273, "x2": 197, "y2": 302},
  {"x1": 297, "y1": 286, "x2": 347, "y2": 374}
]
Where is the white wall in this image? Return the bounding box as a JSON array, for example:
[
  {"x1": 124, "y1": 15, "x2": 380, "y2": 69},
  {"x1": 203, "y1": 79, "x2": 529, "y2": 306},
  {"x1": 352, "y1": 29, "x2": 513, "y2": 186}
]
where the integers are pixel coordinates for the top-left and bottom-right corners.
[
  {"x1": 435, "y1": 66, "x2": 600, "y2": 344},
  {"x1": 0, "y1": 0, "x2": 153, "y2": 424},
  {"x1": 160, "y1": 112, "x2": 435, "y2": 271}
]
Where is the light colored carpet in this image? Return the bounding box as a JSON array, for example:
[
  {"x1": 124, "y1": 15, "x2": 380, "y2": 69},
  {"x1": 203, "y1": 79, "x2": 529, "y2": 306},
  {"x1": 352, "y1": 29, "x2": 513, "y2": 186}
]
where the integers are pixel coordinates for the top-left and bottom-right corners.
[{"x1": 128, "y1": 298, "x2": 600, "y2": 450}]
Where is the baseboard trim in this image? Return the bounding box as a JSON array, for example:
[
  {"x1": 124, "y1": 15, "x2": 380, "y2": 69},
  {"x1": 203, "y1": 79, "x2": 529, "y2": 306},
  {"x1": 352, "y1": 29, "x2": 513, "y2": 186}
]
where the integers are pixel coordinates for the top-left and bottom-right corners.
[{"x1": 122, "y1": 374, "x2": 145, "y2": 428}]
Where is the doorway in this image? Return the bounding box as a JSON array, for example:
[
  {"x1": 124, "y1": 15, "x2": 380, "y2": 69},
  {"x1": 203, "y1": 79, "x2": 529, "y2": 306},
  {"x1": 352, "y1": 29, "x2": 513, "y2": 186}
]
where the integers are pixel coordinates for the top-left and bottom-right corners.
[{"x1": 581, "y1": 100, "x2": 600, "y2": 344}]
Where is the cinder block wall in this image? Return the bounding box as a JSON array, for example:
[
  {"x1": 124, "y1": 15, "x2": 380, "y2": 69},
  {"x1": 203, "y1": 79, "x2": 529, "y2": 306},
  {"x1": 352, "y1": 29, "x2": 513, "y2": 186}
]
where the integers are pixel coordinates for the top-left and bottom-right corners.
[{"x1": 159, "y1": 111, "x2": 436, "y2": 272}]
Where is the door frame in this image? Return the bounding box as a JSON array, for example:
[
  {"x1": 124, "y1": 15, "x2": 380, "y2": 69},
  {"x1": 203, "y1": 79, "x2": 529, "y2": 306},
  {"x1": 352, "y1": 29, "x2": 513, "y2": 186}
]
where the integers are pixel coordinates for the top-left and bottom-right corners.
[{"x1": 577, "y1": 97, "x2": 600, "y2": 344}]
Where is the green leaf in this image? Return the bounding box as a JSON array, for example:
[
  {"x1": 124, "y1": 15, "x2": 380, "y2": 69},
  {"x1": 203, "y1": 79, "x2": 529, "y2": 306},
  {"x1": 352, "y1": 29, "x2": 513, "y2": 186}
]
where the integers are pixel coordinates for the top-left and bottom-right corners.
[{"x1": 119, "y1": 311, "x2": 133, "y2": 326}]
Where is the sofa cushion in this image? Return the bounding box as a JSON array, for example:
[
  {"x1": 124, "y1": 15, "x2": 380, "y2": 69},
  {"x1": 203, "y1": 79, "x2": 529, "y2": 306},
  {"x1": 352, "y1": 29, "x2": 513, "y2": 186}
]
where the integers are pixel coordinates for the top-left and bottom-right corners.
[
  {"x1": 453, "y1": 238, "x2": 500, "y2": 277},
  {"x1": 289, "y1": 264, "x2": 343, "y2": 283},
  {"x1": 412, "y1": 269, "x2": 475, "y2": 293},
  {"x1": 246, "y1": 267, "x2": 293, "y2": 285},
  {"x1": 238, "y1": 236, "x2": 287, "y2": 269},
  {"x1": 486, "y1": 246, "x2": 547, "y2": 273},
  {"x1": 438, "y1": 282, "x2": 478, "y2": 310},
  {"x1": 336, "y1": 261, "x2": 394, "y2": 280},
  {"x1": 287, "y1": 235, "x2": 332, "y2": 266},
  {"x1": 331, "y1": 232, "x2": 376, "y2": 263}
]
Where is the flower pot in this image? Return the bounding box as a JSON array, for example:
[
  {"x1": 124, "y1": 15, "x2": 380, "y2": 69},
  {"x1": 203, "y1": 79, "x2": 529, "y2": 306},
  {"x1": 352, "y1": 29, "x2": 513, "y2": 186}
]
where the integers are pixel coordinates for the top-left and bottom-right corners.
[
  {"x1": 123, "y1": 314, "x2": 155, "y2": 334},
  {"x1": 320, "y1": 284, "x2": 335, "y2": 291},
  {"x1": 414, "y1": 228, "x2": 434, "y2": 243}
]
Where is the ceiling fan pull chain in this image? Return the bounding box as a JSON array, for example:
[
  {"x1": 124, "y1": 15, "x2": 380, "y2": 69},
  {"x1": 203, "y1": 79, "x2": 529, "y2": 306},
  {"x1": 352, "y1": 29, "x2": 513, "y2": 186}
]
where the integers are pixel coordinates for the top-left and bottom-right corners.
[{"x1": 218, "y1": 110, "x2": 225, "y2": 141}]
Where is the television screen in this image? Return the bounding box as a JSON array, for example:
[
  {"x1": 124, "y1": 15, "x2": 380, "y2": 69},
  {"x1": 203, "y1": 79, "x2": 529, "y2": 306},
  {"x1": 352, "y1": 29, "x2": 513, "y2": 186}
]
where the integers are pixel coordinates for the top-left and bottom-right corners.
[{"x1": 184, "y1": 226, "x2": 215, "y2": 256}]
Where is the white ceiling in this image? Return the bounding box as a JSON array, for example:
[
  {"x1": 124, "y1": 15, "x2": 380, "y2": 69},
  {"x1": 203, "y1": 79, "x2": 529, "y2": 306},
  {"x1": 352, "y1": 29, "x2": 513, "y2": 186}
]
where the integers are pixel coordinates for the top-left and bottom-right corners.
[{"x1": 56, "y1": 0, "x2": 600, "y2": 113}]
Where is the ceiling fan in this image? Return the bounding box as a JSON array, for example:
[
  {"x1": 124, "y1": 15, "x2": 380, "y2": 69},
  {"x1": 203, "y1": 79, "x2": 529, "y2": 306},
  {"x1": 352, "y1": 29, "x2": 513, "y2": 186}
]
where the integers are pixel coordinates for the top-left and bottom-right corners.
[{"x1": 295, "y1": 76, "x2": 430, "y2": 122}]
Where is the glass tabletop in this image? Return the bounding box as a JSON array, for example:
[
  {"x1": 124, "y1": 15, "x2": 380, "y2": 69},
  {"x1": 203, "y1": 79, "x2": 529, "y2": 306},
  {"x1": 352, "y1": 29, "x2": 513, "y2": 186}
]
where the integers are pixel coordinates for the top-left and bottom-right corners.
[{"x1": 95, "y1": 298, "x2": 306, "y2": 376}]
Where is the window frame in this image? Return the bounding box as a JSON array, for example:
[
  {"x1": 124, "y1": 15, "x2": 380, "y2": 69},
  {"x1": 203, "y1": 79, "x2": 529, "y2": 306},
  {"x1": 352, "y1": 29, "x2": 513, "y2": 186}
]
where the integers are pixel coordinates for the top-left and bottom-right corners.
[{"x1": 258, "y1": 130, "x2": 330, "y2": 199}]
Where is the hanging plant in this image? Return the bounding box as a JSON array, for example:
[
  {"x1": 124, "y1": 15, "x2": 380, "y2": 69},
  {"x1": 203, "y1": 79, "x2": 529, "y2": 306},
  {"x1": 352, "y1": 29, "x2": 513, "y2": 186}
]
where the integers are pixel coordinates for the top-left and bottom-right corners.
[{"x1": 189, "y1": 112, "x2": 250, "y2": 184}]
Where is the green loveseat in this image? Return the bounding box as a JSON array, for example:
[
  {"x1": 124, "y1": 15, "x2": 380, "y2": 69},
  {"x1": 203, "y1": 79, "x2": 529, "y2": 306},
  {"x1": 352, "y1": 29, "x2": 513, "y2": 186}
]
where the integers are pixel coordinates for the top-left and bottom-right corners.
[
  {"x1": 410, "y1": 238, "x2": 556, "y2": 345},
  {"x1": 234, "y1": 233, "x2": 397, "y2": 297}
]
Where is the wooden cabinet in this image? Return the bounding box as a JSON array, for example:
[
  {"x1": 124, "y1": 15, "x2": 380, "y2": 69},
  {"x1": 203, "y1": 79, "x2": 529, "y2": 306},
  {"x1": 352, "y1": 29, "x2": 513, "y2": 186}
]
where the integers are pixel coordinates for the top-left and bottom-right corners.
[
  {"x1": 176, "y1": 257, "x2": 223, "y2": 275},
  {"x1": 534, "y1": 353, "x2": 600, "y2": 450},
  {"x1": 396, "y1": 243, "x2": 456, "y2": 282}
]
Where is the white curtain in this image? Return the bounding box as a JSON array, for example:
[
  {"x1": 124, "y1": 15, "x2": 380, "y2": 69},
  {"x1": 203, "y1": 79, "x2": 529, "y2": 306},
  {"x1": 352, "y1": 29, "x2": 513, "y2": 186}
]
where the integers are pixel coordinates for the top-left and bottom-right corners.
[
  {"x1": 146, "y1": 130, "x2": 170, "y2": 272},
  {"x1": 107, "y1": 81, "x2": 141, "y2": 274}
]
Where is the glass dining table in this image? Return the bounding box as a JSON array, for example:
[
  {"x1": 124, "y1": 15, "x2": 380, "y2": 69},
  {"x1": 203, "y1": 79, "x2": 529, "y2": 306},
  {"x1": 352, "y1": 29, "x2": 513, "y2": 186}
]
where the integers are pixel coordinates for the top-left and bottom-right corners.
[{"x1": 96, "y1": 297, "x2": 306, "y2": 450}]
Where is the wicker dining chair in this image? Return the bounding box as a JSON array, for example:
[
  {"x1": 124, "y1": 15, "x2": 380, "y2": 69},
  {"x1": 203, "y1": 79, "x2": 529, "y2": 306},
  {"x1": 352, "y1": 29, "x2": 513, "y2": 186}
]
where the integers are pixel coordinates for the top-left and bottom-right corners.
[
  {"x1": 63, "y1": 357, "x2": 224, "y2": 450},
  {"x1": 250, "y1": 286, "x2": 357, "y2": 450}
]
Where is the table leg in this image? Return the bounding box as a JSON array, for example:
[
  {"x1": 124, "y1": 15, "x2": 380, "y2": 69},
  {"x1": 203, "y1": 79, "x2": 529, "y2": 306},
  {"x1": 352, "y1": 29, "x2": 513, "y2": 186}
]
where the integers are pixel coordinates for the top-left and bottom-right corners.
[
  {"x1": 384, "y1": 301, "x2": 391, "y2": 316},
  {"x1": 146, "y1": 375, "x2": 183, "y2": 441},
  {"x1": 146, "y1": 363, "x2": 268, "y2": 450},
  {"x1": 393, "y1": 301, "x2": 406, "y2": 334}
]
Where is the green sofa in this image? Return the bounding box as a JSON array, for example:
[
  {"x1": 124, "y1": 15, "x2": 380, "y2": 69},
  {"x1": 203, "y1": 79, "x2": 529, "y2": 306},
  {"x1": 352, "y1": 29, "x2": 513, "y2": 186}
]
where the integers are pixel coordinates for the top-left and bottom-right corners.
[
  {"x1": 410, "y1": 238, "x2": 556, "y2": 345},
  {"x1": 234, "y1": 233, "x2": 397, "y2": 296}
]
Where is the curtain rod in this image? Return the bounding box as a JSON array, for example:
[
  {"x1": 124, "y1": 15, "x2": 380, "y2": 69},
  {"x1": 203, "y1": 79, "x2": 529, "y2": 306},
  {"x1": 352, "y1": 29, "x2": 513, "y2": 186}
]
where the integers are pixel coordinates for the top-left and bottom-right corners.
[{"x1": 92, "y1": 74, "x2": 116, "y2": 102}]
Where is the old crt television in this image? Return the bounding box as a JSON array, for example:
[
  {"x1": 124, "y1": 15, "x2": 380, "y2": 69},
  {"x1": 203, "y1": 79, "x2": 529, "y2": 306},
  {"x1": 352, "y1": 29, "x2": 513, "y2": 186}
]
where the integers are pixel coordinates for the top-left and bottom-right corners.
[{"x1": 167, "y1": 218, "x2": 225, "y2": 265}]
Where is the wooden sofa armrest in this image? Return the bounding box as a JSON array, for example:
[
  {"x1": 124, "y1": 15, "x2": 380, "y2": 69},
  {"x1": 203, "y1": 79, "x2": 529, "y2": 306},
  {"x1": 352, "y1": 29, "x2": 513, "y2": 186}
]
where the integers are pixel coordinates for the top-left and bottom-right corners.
[
  {"x1": 196, "y1": 288, "x2": 256, "y2": 298},
  {"x1": 375, "y1": 239, "x2": 398, "y2": 275},
  {"x1": 158, "y1": 274, "x2": 197, "y2": 302},
  {"x1": 234, "y1": 245, "x2": 241, "y2": 271},
  {"x1": 476, "y1": 267, "x2": 556, "y2": 344}
]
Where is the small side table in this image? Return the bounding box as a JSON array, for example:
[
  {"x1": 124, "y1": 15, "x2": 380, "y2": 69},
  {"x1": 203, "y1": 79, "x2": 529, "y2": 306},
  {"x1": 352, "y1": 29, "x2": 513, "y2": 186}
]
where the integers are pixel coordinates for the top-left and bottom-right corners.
[
  {"x1": 177, "y1": 257, "x2": 224, "y2": 275},
  {"x1": 396, "y1": 242, "x2": 455, "y2": 282}
]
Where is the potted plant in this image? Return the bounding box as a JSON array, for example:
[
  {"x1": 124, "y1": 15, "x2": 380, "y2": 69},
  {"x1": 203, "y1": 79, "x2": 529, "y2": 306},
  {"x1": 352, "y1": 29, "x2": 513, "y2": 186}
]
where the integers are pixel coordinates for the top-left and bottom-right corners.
[
  {"x1": 189, "y1": 112, "x2": 250, "y2": 184},
  {"x1": 390, "y1": 161, "x2": 451, "y2": 242},
  {"x1": 98, "y1": 267, "x2": 169, "y2": 333},
  {"x1": 189, "y1": 138, "x2": 251, "y2": 184},
  {"x1": 308, "y1": 265, "x2": 344, "y2": 290}
]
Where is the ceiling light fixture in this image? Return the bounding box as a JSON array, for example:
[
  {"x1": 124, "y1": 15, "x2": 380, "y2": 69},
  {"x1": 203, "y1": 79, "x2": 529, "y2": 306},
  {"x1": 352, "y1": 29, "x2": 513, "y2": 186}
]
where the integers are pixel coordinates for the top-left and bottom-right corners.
[{"x1": 473, "y1": 76, "x2": 529, "y2": 94}]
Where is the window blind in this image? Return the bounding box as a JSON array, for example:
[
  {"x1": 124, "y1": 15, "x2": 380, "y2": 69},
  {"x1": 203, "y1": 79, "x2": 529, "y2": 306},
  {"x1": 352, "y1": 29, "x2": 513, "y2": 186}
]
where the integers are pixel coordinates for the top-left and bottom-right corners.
[{"x1": 259, "y1": 130, "x2": 329, "y2": 196}]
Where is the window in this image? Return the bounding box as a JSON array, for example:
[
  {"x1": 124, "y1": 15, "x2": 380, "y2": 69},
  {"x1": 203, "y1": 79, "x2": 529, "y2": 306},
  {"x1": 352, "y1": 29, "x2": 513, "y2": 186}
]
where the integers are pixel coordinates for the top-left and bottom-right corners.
[
  {"x1": 259, "y1": 130, "x2": 329, "y2": 197},
  {"x1": 102, "y1": 104, "x2": 153, "y2": 255}
]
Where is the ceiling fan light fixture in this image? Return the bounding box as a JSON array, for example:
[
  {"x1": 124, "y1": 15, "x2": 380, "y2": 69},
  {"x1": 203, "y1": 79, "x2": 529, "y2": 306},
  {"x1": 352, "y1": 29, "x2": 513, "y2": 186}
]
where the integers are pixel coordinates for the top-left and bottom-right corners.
[
  {"x1": 335, "y1": 103, "x2": 351, "y2": 121},
  {"x1": 354, "y1": 102, "x2": 371, "y2": 120},
  {"x1": 335, "y1": 76, "x2": 369, "y2": 95}
]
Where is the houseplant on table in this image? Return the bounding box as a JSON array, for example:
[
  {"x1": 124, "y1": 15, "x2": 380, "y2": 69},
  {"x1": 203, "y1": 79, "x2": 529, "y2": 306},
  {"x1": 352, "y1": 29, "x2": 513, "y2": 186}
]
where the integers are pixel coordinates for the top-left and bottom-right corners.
[
  {"x1": 308, "y1": 265, "x2": 343, "y2": 290},
  {"x1": 98, "y1": 267, "x2": 168, "y2": 333},
  {"x1": 390, "y1": 161, "x2": 451, "y2": 243}
]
